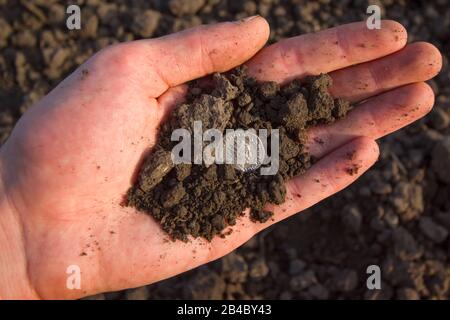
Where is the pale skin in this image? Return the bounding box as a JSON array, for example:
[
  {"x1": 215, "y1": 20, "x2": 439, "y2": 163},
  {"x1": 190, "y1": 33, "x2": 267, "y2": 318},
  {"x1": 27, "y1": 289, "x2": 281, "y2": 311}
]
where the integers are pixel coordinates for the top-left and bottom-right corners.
[{"x1": 0, "y1": 17, "x2": 442, "y2": 299}]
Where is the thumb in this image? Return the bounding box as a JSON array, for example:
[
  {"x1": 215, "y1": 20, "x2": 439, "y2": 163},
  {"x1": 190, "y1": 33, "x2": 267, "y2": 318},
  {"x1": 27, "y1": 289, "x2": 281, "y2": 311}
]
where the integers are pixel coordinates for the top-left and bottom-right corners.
[{"x1": 98, "y1": 16, "x2": 270, "y2": 98}]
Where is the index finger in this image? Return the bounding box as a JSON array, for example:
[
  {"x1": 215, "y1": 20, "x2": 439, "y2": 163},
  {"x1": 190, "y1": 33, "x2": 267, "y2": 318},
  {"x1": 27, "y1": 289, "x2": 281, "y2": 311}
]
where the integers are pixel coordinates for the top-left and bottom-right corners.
[{"x1": 246, "y1": 20, "x2": 407, "y2": 83}]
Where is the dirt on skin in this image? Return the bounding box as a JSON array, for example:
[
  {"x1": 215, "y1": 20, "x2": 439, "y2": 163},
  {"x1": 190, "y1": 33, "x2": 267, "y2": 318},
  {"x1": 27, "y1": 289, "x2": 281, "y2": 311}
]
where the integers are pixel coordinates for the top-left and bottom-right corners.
[{"x1": 127, "y1": 67, "x2": 352, "y2": 241}]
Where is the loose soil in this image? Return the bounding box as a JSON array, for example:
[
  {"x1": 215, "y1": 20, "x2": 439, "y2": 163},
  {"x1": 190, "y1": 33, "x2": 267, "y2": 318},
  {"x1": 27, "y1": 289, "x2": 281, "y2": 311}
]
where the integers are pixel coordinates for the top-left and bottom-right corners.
[{"x1": 127, "y1": 67, "x2": 351, "y2": 241}]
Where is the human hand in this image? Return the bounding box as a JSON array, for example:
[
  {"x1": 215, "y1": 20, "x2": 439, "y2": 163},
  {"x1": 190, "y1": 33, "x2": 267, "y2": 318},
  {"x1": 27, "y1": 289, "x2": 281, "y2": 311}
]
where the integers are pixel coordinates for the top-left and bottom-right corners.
[{"x1": 0, "y1": 17, "x2": 441, "y2": 299}]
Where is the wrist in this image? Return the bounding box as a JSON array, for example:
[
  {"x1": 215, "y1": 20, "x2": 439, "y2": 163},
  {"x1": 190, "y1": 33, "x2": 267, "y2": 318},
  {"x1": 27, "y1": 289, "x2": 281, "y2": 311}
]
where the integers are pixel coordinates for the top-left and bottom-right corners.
[{"x1": 0, "y1": 152, "x2": 39, "y2": 299}]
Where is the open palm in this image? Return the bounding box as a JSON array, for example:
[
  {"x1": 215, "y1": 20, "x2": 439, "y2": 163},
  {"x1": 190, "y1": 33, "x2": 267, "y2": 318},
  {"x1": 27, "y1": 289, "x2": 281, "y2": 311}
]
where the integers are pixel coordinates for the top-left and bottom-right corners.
[{"x1": 0, "y1": 17, "x2": 441, "y2": 299}]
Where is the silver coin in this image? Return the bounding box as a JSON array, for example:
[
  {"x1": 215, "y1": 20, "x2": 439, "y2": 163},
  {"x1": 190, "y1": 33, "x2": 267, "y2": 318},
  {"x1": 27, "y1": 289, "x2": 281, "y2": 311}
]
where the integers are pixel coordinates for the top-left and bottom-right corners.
[{"x1": 224, "y1": 130, "x2": 265, "y2": 172}]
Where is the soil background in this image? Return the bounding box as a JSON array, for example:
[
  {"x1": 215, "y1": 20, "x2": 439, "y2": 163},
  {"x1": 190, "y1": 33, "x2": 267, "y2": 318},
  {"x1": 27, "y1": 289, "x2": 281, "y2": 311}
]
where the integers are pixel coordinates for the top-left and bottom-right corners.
[{"x1": 1, "y1": 0, "x2": 449, "y2": 300}]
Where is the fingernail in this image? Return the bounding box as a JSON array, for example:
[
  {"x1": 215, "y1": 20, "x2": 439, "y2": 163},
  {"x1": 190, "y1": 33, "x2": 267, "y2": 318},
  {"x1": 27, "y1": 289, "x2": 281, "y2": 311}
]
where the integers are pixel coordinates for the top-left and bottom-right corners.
[{"x1": 236, "y1": 15, "x2": 260, "y2": 24}]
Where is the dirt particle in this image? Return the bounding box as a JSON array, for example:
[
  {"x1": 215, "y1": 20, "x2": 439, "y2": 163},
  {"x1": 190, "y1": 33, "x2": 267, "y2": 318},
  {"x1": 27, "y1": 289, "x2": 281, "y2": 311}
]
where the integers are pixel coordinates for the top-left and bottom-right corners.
[
  {"x1": 80, "y1": 69, "x2": 89, "y2": 80},
  {"x1": 250, "y1": 210, "x2": 274, "y2": 223},
  {"x1": 345, "y1": 164, "x2": 361, "y2": 176},
  {"x1": 346, "y1": 150, "x2": 356, "y2": 160},
  {"x1": 314, "y1": 137, "x2": 324, "y2": 145}
]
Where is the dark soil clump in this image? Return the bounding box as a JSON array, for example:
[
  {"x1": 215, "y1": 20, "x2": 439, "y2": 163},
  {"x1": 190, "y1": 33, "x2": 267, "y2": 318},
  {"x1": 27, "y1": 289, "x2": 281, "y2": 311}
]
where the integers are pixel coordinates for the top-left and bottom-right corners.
[{"x1": 127, "y1": 67, "x2": 352, "y2": 241}]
